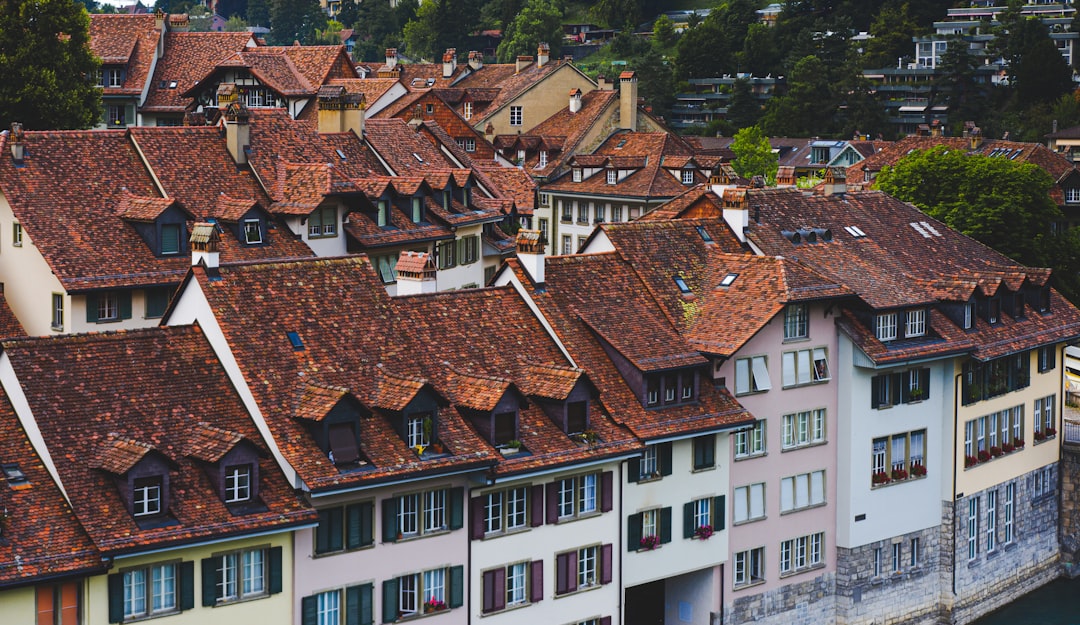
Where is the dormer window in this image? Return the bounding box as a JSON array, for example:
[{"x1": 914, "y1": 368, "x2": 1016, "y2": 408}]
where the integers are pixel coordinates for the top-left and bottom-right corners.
[
  {"x1": 572, "y1": 168, "x2": 582, "y2": 182},
  {"x1": 567, "y1": 401, "x2": 587, "y2": 433},
  {"x1": 606, "y1": 169, "x2": 616, "y2": 184},
  {"x1": 905, "y1": 309, "x2": 926, "y2": 337},
  {"x1": 412, "y1": 197, "x2": 424, "y2": 223},
  {"x1": 1067, "y1": 188, "x2": 1080, "y2": 203},
  {"x1": 1038, "y1": 287, "x2": 1051, "y2": 313},
  {"x1": 161, "y1": 223, "x2": 181, "y2": 255},
  {"x1": 102, "y1": 67, "x2": 125, "y2": 87},
  {"x1": 1012, "y1": 292, "x2": 1025, "y2": 319},
  {"x1": 681, "y1": 170, "x2": 694, "y2": 184},
  {"x1": 407, "y1": 412, "x2": 433, "y2": 448},
  {"x1": 242, "y1": 219, "x2": 263, "y2": 245},
  {"x1": 875, "y1": 313, "x2": 897, "y2": 341},
  {"x1": 309, "y1": 205, "x2": 337, "y2": 238},
  {"x1": 133, "y1": 477, "x2": 162, "y2": 516},
  {"x1": 644, "y1": 370, "x2": 697, "y2": 407},
  {"x1": 539, "y1": 151, "x2": 548, "y2": 167},
  {"x1": 224, "y1": 465, "x2": 252, "y2": 503},
  {"x1": 377, "y1": 200, "x2": 390, "y2": 227},
  {"x1": 442, "y1": 190, "x2": 450, "y2": 212},
  {"x1": 493, "y1": 412, "x2": 516, "y2": 445},
  {"x1": 988, "y1": 298, "x2": 1000, "y2": 324},
  {"x1": 963, "y1": 301, "x2": 975, "y2": 329}
]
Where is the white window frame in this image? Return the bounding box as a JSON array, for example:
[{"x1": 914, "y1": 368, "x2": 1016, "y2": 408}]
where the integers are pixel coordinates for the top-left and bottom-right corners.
[
  {"x1": 243, "y1": 219, "x2": 262, "y2": 244},
  {"x1": 735, "y1": 355, "x2": 771, "y2": 395},
  {"x1": 906, "y1": 309, "x2": 926, "y2": 337},
  {"x1": 506, "y1": 562, "x2": 527, "y2": 606},
  {"x1": 224, "y1": 465, "x2": 251, "y2": 503},
  {"x1": 734, "y1": 420, "x2": 765, "y2": 458},
  {"x1": 986, "y1": 490, "x2": 997, "y2": 553},
  {"x1": 123, "y1": 563, "x2": 178, "y2": 618},
  {"x1": 733, "y1": 547, "x2": 764, "y2": 587},
  {"x1": 316, "y1": 590, "x2": 340, "y2": 625},
  {"x1": 681, "y1": 169, "x2": 694, "y2": 184},
  {"x1": 51, "y1": 293, "x2": 64, "y2": 331},
  {"x1": 783, "y1": 303, "x2": 808, "y2": 339},
  {"x1": 876, "y1": 313, "x2": 898, "y2": 341},
  {"x1": 781, "y1": 348, "x2": 829, "y2": 387},
  {"x1": 572, "y1": 169, "x2": 582, "y2": 182},
  {"x1": 733, "y1": 482, "x2": 765, "y2": 523},
  {"x1": 782, "y1": 409, "x2": 826, "y2": 449},
  {"x1": 133, "y1": 477, "x2": 161, "y2": 516},
  {"x1": 606, "y1": 169, "x2": 616, "y2": 185},
  {"x1": 1004, "y1": 483, "x2": 1015, "y2": 544},
  {"x1": 12, "y1": 222, "x2": 22, "y2": 247},
  {"x1": 509, "y1": 106, "x2": 523, "y2": 127},
  {"x1": 967, "y1": 497, "x2": 979, "y2": 560}
]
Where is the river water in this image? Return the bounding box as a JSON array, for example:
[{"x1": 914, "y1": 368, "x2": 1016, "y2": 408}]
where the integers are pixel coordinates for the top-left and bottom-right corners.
[{"x1": 972, "y1": 577, "x2": 1080, "y2": 625}]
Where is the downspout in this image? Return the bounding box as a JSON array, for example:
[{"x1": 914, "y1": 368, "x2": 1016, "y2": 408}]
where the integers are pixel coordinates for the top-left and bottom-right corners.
[
  {"x1": 618, "y1": 460, "x2": 625, "y2": 624},
  {"x1": 718, "y1": 563, "x2": 725, "y2": 625},
  {"x1": 952, "y1": 371, "x2": 962, "y2": 598}
]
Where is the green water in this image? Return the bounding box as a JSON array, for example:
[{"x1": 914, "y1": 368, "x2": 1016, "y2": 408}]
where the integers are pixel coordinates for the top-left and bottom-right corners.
[{"x1": 973, "y1": 578, "x2": 1080, "y2": 625}]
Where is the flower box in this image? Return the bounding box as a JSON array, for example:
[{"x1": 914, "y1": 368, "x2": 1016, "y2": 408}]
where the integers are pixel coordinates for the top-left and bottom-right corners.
[
  {"x1": 990, "y1": 446, "x2": 1003, "y2": 458},
  {"x1": 423, "y1": 598, "x2": 447, "y2": 613},
  {"x1": 1002, "y1": 442, "x2": 1015, "y2": 453},
  {"x1": 910, "y1": 463, "x2": 927, "y2": 477},
  {"x1": 964, "y1": 455, "x2": 979, "y2": 468},
  {"x1": 639, "y1": 534, "x2": 660, "y2": 550},
  {"x1": 977, "y1": 450, "x2": 991, "y2": 462},
  {"x1": 695, "y1": 525, "x2": 714, "y2": 540},
  {"x1": 872, "y1": 471, "x2": 892, "y2": 485},
  {"x1": 891, "y1": 468, "x2": 908, "y2": 481}
]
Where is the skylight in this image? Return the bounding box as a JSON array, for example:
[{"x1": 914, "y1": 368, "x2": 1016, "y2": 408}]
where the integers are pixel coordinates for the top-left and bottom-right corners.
[
  {"x1": 286, "y1": 331, "x2": 305, "y2": 351},
  {"x1": 720, "y1": 273, "x2": 738, "y2": 287},
  {"x1": 843, "y1": 225, "x2": 867, "y2": 238},
  {"x1": 673, "y1": 275, "x2": 691, "y2": 294},
  {"x1": 336, "y1": 149, "x2": 347, "y2": 160},
  {"x1": 2, "y1": 463, "x2": 28, "y2": 487},
  {"x1": 696, "y1": 226, "x2": 714, "y2": 243},
  {"x1": 413, "y1": 153, "x2": 424, "y2": 163}
]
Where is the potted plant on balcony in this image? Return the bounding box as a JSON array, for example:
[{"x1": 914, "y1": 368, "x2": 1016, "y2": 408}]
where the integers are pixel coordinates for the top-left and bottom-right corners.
[
  {"x1": 872, "y1": 471, "x2": 891, "y2": 485},
  {"x1": 891, "y1": 468, "x2": 908, "y2": 481},
  {"x1": 423, "y1": 597, "x2": 447, "y2": 613},
  {"x1": 695, "y1": 525, "x2": 714, "y2": 540},
  {"x1": 908, "y1": 387, "x2": 924, "y2": 402},
  {"x1": 977, "y1": 449, "x2": 991, "y2": 463},
  {"x1": 990, "y1": 445, "x2": 1003, "y2": 458},
  {"x1": 910, "y1": 463, "x2": 927, "y2": 477},
  {"x1": 639, "y1": 534, "x2": 660, "y2": 550}
]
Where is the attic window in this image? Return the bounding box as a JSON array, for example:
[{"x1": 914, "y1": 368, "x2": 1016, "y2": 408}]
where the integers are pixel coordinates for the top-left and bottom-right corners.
[
  {"x1": 413, "y1": 153, "x2": 424, "y2": 163},
  {"x1": 335, "y1": 149, "x2": 347, "y2": 160},
  {"x1": 696, "y1": 226, "x2": 714, "y2": 243},
  {"x1": 286, "y1": 331, "x2": 304, "y2": 351},
  {"x1": 133, "y1": 477, "x2": 162, "y2": 517},
  {"x1": 843, "y1": 226, "x2": 867, "y2": 238},
  {"x1": 606, "y1": 170, "x2": 616, "y2": 185},
  {"x1": 572, "y1": 168, "x2": 582, "y2": 182},
  {"x1": 673, "y1": 275, "x2": 691, "y2": 294},
  {"x1": 909, "y1": 221, "x2": 942, "y2": 238},
  {"x1": 2, "y1": 463, "x2": 28, "y2": 487},
  {"x1": 720, "y1": 273, "x2": 738, "y2": 288},
  {"x1": 169, "y1": 81, "x2": 178, "y2": 89}
]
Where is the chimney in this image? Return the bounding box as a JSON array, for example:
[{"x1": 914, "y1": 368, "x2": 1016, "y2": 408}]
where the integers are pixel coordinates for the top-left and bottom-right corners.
[
  {"x1": 597, "y1": 74, "x2": 613, "y2": 91},
  {"x1": 318, "y1": 85, "x2": 365, "y2": 136},
  {"x1": 484, "y1": 122, "x2": 495, "y2": 143},
  {"x1": 385, "y1": 48, "x2": 398, "y2": 70},
  {"x1": 222, "y1": 99, "x2": 250, "y2": 165},
  {"x1": 442, "y1": 48, "x2": 456, "y2": 78},
  {"x1": 969, "y1": 125, "x2": 982, "y2": 150},
  {"x1": 720, "y1": 189, "x2": 749, "y2": 243},
  {"x1": 822, "y1": 167, "x2": 847, "y2": 196},
  {"x1": 190, "y1": 222, "x2": 220, "y2": 269},
  {"x1": 467, "y1": 50, "x2": 483, "y2": 71},
  {"x1": 395, "y1": 251, "x2": 438, "y2": 295},
  {"x1": 931, "y1": 120, "x2": 942, "y2": 137},
  {"x1": 515, "y1": 230, "x2": 545, "y2": 284},
  {"x1": 569, "y1": 88, "x2": 582, "y2": 114},
  {"x1": 619, "y1": 71, "x2": 638, "y2": 132},
  {"x1": 168, "y1": 13, "x2": 189, "y2": 32},
  {"x1": 537, "y1": 42, "x2": 550, "y2": 67},
  {"x1": 154, "y1": 8, "x2": 167, "y2": 56},
  {"x1": 516, "y1": 55, "x2": 533, "y2": 73},
  {"x1": 8, "y1": 122, "x2": 25, "y2": 165}
]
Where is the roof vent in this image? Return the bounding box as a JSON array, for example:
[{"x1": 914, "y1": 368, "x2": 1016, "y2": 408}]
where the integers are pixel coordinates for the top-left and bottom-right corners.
[
  {"x1": 781, "y1": 230, "x2": 802, "y2": 245},
  {"x1": 813, "y1": 228, "x2": 832, "y2": 242},
  {"x1": 797, "y1": 228, "x2": 817, "y2": 243}
]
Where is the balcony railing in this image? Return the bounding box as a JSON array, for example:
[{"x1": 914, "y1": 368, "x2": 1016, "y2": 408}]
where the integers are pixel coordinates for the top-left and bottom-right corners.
[{"x1": 1065, "y1": 419, "x2": 1080, "y2": 445}]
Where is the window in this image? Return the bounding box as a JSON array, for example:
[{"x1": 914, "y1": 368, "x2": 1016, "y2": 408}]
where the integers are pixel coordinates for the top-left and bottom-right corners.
[
  {"x1": 384, "y1": 487, "x2": 463, "y2": 541},
  {"x1": 315, "y1": 502, "x2": 374, "y2": 554},
  {"x1": 577, "y1": 202, "x2": 588, "y2": 224},
  {"x1": 436, "y1": 239, "x2": 456, "y2": 269},
  {"x1": 572, "y1": 168, "x2": 582, "y2": 182},
  {"x1": 962, "y1": 354, "x2": 1030, "y2": 405},
  {"x1": 911, "y1": 537, "x2": 920, "y2": 568},
  {"x1": 375, "y1": 254, "x2": 397, "y2": 284},
  {"x1": 51, "y1": 293, "x2": 63, "y2": 330},
  {"x1": 243, "y1": 219, "x2": 262, "y2": 244},
  {"x1": 481, "y1": 487, "x2": 528, "y2": 536},
  {"x1": 37, "y1": 581, "x2": 80, "y2": 625},
  {"x1": 510, "y1": 106, "x2": 522, "y2": 126},
  {"x1": 782, "y1": 409, "x2": 825, "y2": 449},
  {"x1": 905, "y1": 309, "x2": 926, "y2": 337},
  {"x1": 734, "y1": 355, "x2": 771, "y2": 395},
  {"x1": 107, "y1": 104, "x2": 127, "y2": 127},
  {"x1": 406, "y1": 414, "x2": 430, "y2": 449},
  {"x1": 638, "y1": 508, "x2": 661, "y2": 548},
  {"x1": 1004, "y1": 483, "x2": 1015, "y2": 544},
  {"x1": 965, "y1": 406, "x2": 1023, "y2": 464},
  {"x1": 376, "y1": 200, "x2": 390, "y2": 227},
  {"x1": 459, "y1": 235, "x2": 480, "y2": 265},
  {"x1": 733, "y1": 482, "x2": 765, "y2": 523},
  {"x1": 783, "y1": 304, "x2": 808, "y2": 339},
  {"x1": 871, "y1": 430, "x2": 927, "y2": 484},
  {"x1": 780, "y1": 470, "x2": 825, "y2": 513},
  {"x1": 873, "y1": 548, "x2": 882, "y2": 577},
  {"x1": 733, "y1": 547, "x2": 764, "y2": 587},
  {"x1": 594, "y1": 203, "x2": 605, "y2": 224},
  {"x1": 538, "y1": 150, "x2": 547, "y2": 167},
  {"x1": 555, "y1": 544, "x2": 611, "y2": 595},
  {"x1": 561, "y1": 235, "x2": 572, "y2": 255},
  {"x1": 118, "y1": 563, "x2": 181, "y2": 619},
  {"x1": 612, "y1": 205, "x2": 623, "y2": 221},
  {"x1": 133, "y1": 477, "x2": 162, "y2": 517},
  {"x1": 780, "y1": 532, "x2": 824, "y2": 575},
  {"x1": 968, "y1": 497, "x2": 979, "y2": 560},
  {"x1": 482, "y1": 561, "x2": 542, "y2": 612},
  {"x1": 212, "y1": 548, "x2": 268, "y2": 603},
  {"x1": 98, "y1": 292, "x2": 119, "y2": 321},
  {"x1": 988, "y1": 298, "x2": 1000, "y2": 324},
  {"x1": 463, "y1": 102, "x2": 472, "y2": 119},
  {"x1": 387, "y1": 567, "x2": 460, "y2": 618},
  {"x1": 876, "y1": 313, "x2": 897, "y2": 341},
  {"x1": 891, "y1": 542, "x2": 902, "y2": 573},
  {"x1": 462, "y1": 138, "x2": 476, "y2": 152},
  {"x1": 556, "y1": 473, "x2": 598, "y2": 519},
  {"x1": 224, "y1": 465, "x2": 251, "y2": 503},
  {"x1": 692, "y1": 435, "x2": 715, "y2": 470},
  {"x1": 681, "y1": 169, "x2": 694, "y2": 184},
  {"x1": 1039, "y1": 346, "x2": 1056, "y2": 372},
  {"x1": 12, "y1": 222, "x2": 21, "y2": 247},
  {"x1": 145, "y1": 287, "x2": 171, "y2": 319},
  {"x1": 963, "y1": 302, "x2": 975, "y2": 329},
  {"x1": 606, "y1": 170, "x2": 616, "y2": 184},
  {"x1": 734, "y1": 420, "x2": 765, "y2": 458},
  {"x1": 104, "y1": 67, "x2": 124, "y2": 87},
  {"x1": 872, "y1": 369, "x2": 931, "y2": 408},
  {"x1": 986, "y1": 490, "x2": 997, "y2": 553},
  {"x1": 308, "y1": 206, "x2": 337, "y2": 238},
  {"x1": 781, "y1": 348, "x2": 829, "y2": 387}
]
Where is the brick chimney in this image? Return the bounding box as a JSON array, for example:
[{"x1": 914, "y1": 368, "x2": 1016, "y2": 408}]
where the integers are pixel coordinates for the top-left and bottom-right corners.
[
  {"x1": 721, "y1": 188, "x2": 749, "y2": 243},
  {"x1": 318, "y1": 85, "x2": 365, "y2": 136},
  {"x1": 8, "y1": 122, "x2": 25, "y2": 165},
  {"x1": 537, "y1": 43, "x2": 550, "y2": 67},
  {"x1": 467, "y1": 50, "x2": 483, "y2": 71},
  {"x1": 222, "y1": 100, "x2": 250, "y2": 165},
  {"x1": 516, "y1": 55, "x2": 533, "y2": 73},
  {"x1": 442, "y1": 48, "x2": 457, "y2": 78},
  {"x1": 515, "y1": 230, "x2": 545, "y2": 284},
  {"x1": 569, "y1": 89, "x2": 582, "y2": 114},
  {"x1": 484, "y1": 122, "x2": 495, "y2": 144},
  {"x1": 619, "y1": 71, "x2": 638, "y2": 132},
  {"x1": 190, "y1": 222, "x2": 220, "y2": 269},
  {"x1": 395, "y1": 251, "x2": 437, "y2": 295}
]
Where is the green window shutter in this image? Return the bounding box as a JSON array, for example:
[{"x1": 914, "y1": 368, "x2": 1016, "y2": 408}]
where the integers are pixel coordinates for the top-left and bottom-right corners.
[
  {"x1": 346, "y1": 503, "x2": 364, "y2": 549},
  {"x1": 268, "y1": 546, "x2": 283, "y2": 594},
  {"x1": 660, "y1": 506, "x2": 672, "y2": 544},
  {"x1": 683, "y1": 501, "x2": 695, "y2": 539},
  {"x1": 180, "y1": 561, "x2": 195, "y2": 610},
  {"x1": 382, "y1": 498, "x2": 398, "y2": 542},
  {"x1": 700, "y1": 435, "x2": 715, "y2": 468},
  {"x1": 713, "y1": 495, "x2": 726, "y2": 530},
  {"x1": 627, "y1": 457, "x2": 641, "y2": 483},
  {"x1": 871, "y1": 375, "x2": 882, "y2": 409},
  {"x1": 449, "y1": 565, "x2": 464, "y2": 608},
  {"x1": 360, "y1": 501, "x2": 374, "y2": 546},
  {"x1": 449, "y1": 486, "x2": 464, "y2": 530},
  {"x1": 346, "y1": 584, "x2": 362, "y2": 625},
  {"x1": 359, "y1": 583, "x2": 374, "y2": 625},
  {"x1": 891, "y1": 373, "x2": 903, "y2": 406},
  {"x1": 118, "y1": 291, "x2": 132, "y2": 319},
  {"x1": 382, "y1": 579, "x2": 399, "y2": 623},
  {"x1": 201, "y1": 557, "x2": 217, "y2": 606},
  {"x1": 108, "y1": 573, "x2": 124, "y2": 623},
  {"x1": 627, "y1": 512, "x2": 641, "y2": 551},
  {"x1": 920, "y1": 368, "x2": 931, "y2": 400},
  {"x1": 125, "y1": 104, "x2": 135, "y2": 125},
  {"x1": 301, "y1": 595, "x2": 318, "y2": 625},
  {"x1": 659, "y1": 442, "x2": 673, "y2": 476},
  {"x1": 86, "y1": 293, "x2": 99, "y2": 323}
]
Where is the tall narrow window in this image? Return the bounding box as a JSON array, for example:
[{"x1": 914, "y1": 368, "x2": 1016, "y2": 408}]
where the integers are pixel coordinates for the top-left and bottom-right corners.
[
  {"x1": 876, "y1": 313, "x2": 898, "y2": 341},
  {"x1": 968, "y1": 497, "x2": 979, "y2": 560},
  {"x1": 243, "y1": 220, "x2": 262, "y2": 244},
  {"x1": 784, "y1": 304, "x2": 809, "y2": 339},
  {"x1": 12, "y1": 222, "x2": 22, "y2": 247},
  {"x1": 986, "y1": 490, "x2": 997, "y2": 553},
  {"x1": 51, "y1": 293, "x2": 63, "y2": 331},
  {"x1": 161, "y1": 224, "x2": 181, "y2": 255}
]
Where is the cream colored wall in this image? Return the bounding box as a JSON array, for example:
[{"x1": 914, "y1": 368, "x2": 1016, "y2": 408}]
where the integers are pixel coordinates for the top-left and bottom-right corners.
[
  {"x1": 482, "y1": 67, "x2": 596, "y2": 136},
  {"x1": 88, "y1": 532, "x2": 295, "y2": 625},
  {"x1": 0, "y1": 585, "x2": 38, "y2": 625},
  {"x1": 954, "y1": 348, "x2": 1063, "y2": 496},
  {"x1": 70, "y1": 290, "x2": 167, "y2": 335},
  {"x1": 0, "y1": 191, "x2": 66, "y2": 335}
]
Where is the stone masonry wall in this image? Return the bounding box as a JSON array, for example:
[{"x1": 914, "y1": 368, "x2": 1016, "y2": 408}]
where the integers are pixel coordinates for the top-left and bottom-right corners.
[
  {"x1": 1060, "y1": 442, "x2": 1080, "y2": 575},
  {"x1": 723, "y1": 571, "x2": 835, "y2": 625}
]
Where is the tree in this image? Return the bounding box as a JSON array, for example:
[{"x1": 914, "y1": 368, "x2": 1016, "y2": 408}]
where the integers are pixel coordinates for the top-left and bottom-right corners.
[
  {"x1": 936, "y1": 35, "x2": 988, "y2": 136},
  {"x1": 651, "y1": 14, "x2": 676, "y2": 50},
  {"x1": 246, "y1": 0, "x2": 269, "y2": 27},
  {"x1": 268, "y1": 0, "x2": 326, "y2": 45},
  {"x1": 633, "y1": 49, "x2": 674, "y2": 119},
  {"x1": 731, "y1": 125, "x2": 778, "y2": 182},
  {"x1": 725, "y1": 78, "x2": 761, "y2": 130},
  {"x1": 0, "y1": 0, "x2": 102, "y2": 130},
  {"x1": 1011, "y1": 29, "x2": 1074, "y2": 108},
  {"x1": 495, "y1": 0, "x2": 562, "y2": 63},
  {"x1": 402, "y1": 0, "x2": 440, "y2": 60},
  {"x1": 760, "y1": 55, "x2": 835, "y2": 137},
  {"x1": 862, "y1": 2, "x2": 917, "y2": 69},
  {"x1": 590, "y1": 0, "x2": 642, "y2": 31},
  {"x1": 223, "y1": 14, "x2": 249, "y2": 32}
]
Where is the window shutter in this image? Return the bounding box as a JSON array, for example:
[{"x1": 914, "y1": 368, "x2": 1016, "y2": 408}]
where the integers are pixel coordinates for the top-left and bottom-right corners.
[
  {"x1": 449, "y1": 486, "x2": 464, "y2": 530},
  {"x1": 346, "y1": 503, "x2": 364, "y2": 549},
  {"x1": 118, "y1": 291, "x2": 132, "y2": 320},
  {"x1": 920, "y1": 368, "x2": 931, "y2": 400},
  {"x1": 382, "y1": 498, "x2": 398, "y2": 542},
  {"x1": 555, "y1": 552, "x2": 572, "y2": 594},
  {"x1": 346, "y1": 585, "x2": 362, "y2": 625},
  {"x1": 530, "y1": 485, "x2": 545, "y2": 527},
  {"x1": 359, "y1": 583, "x2": 374, "y2": 625},
  {"x1": 601, "y1": 471, "x2": 613, "y2": 512},
  {"x1": 201, "y1": 557, "x2": 217, "y2": 606},
  {"x1": 301, "y1": 595, "x2": 318, "y2": 625},
  {"x1": 485, "y1": 567, "x2": 505, "y2": 612},
  {"x1": 449, "y1": 565, "x2": 464, "y2": 608},
  {"x1": 316, "y1": 509, "x2": 332, "y2": 553},
  {"x1": 86, "y1": 293, "x2": 99, "y2": 323},
  {"x1": 871, "y1": 376, "x2": 882, "y2": 409},
  {"x1": 470, "y1": 496, "x2": 485, "y2": 539},
  {"x1": 782, "y1": 351, "x2": 796, "y2": 387},
  {"x1": 601, "y1": 544, "x2": 613, "y2": 584},
  {"x1": 683, "y1": 501, "x2": 696, "y2": 539},
  {"x1": 600, "y1": 618, "x2": 612, "y2": 625},
  {"x1": 546, "y1": 482, "x2": 558, "y2": 524},
  {"x1": 627, "y1": 512, "x2": 642, "y2": 551},
  {"x1": 180, "y1": 560, "x2": 195, "y2": 610},
  {"x1": 107, "y1": 573, "x2": 124, "y2": 623},
  {"x1": 360, "y1": 501, "x2": 374, "y2": 547},
  {"x1": 382, "y1": 579, "x2": 399, "y2": 623},
  {"x1": 714, "y1": 495, "x2": 726, "y2": 530},
  {"x1": 660, "y1": 507, "x2": 672, "y2": 544},
  {"x1": 627, "y1": 457, "x2": 641, "y2": 483},
  {"x1": 530, "y1": 560, "x2": 544, "y2": 603},
  {"x1": 659, "y1": 442, "x2": 673, "y2": 476},
  {"x1": 891, "y1": 373, "x2": 903, "y2": 406},
  {"x1": 482, "y1": 569, "x2": 498, "y2": 613},
  {"x1": 268, "y1": 546, "x2": 283, "y2": 594}
]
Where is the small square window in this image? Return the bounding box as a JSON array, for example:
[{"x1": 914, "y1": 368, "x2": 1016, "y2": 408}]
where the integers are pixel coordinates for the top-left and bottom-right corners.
[
  {"x1": 225, "y1": 465, "x2": 252, "y2": 503},
  {"x1": 606, "y1": 170, "x2": 616, "y2": 184},
  {"x1": 876, "y1": 313, "x2": 897, "y2": 341},
  {"x1": 243, "y1": 219, "x2": 262, "y2": 244},
  {"x1": 133, "y1": 477, "x2": 162, "y2": 517},
  {"x1": 681, "y1": 170, "x2": 694, "y2": 184},
  {"x1": 160, "y1": 223, "x2": 181, "y2": 255}
]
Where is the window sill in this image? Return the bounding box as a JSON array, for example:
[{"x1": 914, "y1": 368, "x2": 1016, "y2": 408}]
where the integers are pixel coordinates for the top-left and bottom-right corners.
[
  {"x1": 871, "y1": 473, "x2": 928, "y2": 487},
  {"x1": 398, "y1": 606, "x2": 453, "y2": 620},
  {"x1": 393, "y1": 528, "x2": 451, "y2": 542},
  {"x1": 781, "y1": 379, "x2": 831, "y2": 390},
  {"x1": 214, "y1": 592, "x2": 270, "y2": 607},
  {"x1": 780, "y1": 440, "x2": 827, "y2": 453},
  {"x1": 733, "y1": 579, "x2": 765, "y2": 591},
  {"x1": 481, "y1": 602, "x2": 532, "y2": 617},
  {"x1": 781, "y1": 336, "x2": 810, "y2": 344},
  {"x1": 1034, "y1": 434, "x2": 1057, "y2": 445},
  {"x1": 780, "y1": 501, "x2": 827, "y2": 515},
  {"x1": 636, "y1": 474, "x2": 664, "y2": 484},
  {"x1": 734, "y1": 452, "x2": 767, "y2": 462},
  {"x1": 964, "y1": 446, "x2": 1025, "y2": 469},
  {"x1": 481, "y1": 526, "x2": 530, "y2": 540},
  {"x1": 554, "y1": 582, "x2": 602, "y2": 598},
  {"x1": 733, "y1": 516, "x2": 767, "y2": 526},
  {"x1": 778, "y1": 562, "x2": 826, "y2": 579},
  {"x1": 314, "y1": 543, "x2": 374, "y2": 558},
  {"x1": 691, "y1": 465, "x2": 716, "y2": 474},
  {"x1": 554, "y1": 510, "x2": 602, "y2": 524},
  {"x1": 734, "y1": 390, "x2": 768, "y2": 398},
  {"x1": 122, "y1": 609, "x2": 182, "y2": 622}
]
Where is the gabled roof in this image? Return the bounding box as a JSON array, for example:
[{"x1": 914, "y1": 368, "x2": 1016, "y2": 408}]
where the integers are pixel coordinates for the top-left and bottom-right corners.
[
  {"x1": 294, "y1": 382, "x2": 354, "y2": 422},
  {"x1": 513, "y1": 89, "x2": 619, "y2": 179},
  {"x1": 364, "y1": 119, "x2": 456, "y2": 174},
  {"x1": 185, "y1": 422, "x2": 256, "y2": 463},
  {"x1": 183, "y1": 45, "x2": 356, "y2": 100},
  {"x1": 457, "y1": 59, "x2": 585, "y2": 124},
  {"x1": 1, "y1": 325, "x2": 314, "y2": 554},
  {"x1": 141, "y1": 31, "x2": 256, "y2": 113},
  {"x1": 542, "y1": 132, "x2": 697, "y2": 199},
  {"x1": 89, "y1": 14, "x2": 160, "y2": 96}
]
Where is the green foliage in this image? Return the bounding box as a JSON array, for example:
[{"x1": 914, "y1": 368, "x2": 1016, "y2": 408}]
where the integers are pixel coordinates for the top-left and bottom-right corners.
[
  {"x1": 0, "y1": 0, "x2": 102, "y2": 130},
  {"x1": 495, "y1": 0, "x2": 562, "y2": 63},
  {"x1": 223, "y1": 15, "x2": 249, "y2": 32},
  {"x1": 760, "y1": 55, "x2": 834, "y2": 137},
  {"x1": 246, "y1": 0, "x2": 270, "y2": 27},
  {"x1": 724, "y1": 78, "x2": 761, "y2": 130},
  {"x1": 314, "y1": 20, "x2": 344, "y2": 46},
  {"x1": 268, "y1": 0, "x2": 326, "y2": 45},
  {"x1": 862, "y1": 2, "x2": 917, "y2": 69},
  {"x1": 731, "y1": 125, "x2": 778, "y2": 182},
  {"x1": 675, "y1": 0, "x2": 758, "y2": 79},
  {"x1": 651, "y1": 14, "x2": 676, "y2": 49}
]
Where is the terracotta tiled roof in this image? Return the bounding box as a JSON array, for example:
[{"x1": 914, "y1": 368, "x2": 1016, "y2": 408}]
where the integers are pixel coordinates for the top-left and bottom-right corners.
[
  {"x1": 141, "y1": 31, "x2": 255, "y2": 112},
  {"x1": 1, "y1": 325, "x2": 315, "y2": 554},
  {"x1": 0, "y1": 294, "x2": 25, "y2": 339},
  {"x1": 325, "y1": 77, "x2": 400, "y2": 105},
  {"x1": 638, "y1": 185, "x2": 726, "y2": 221},
  {"x1": 542, "y1": 132, "x2": 696, "y2": 200},
  {"x1": 116, "y1": 192, "x2": 185, "y2": 222},
  {"x1": 89, "y1": 14, "x2": 160, "y2": 96},
  {"x1": 516, "y1": 363, "x2": 586, "y2": 400},
  {"x1": 502, "y1": 90, "x2": 618, "y2": 178},
  {"x1": 458, "y1": 60, "x2": 574, "y2": 124},
  {"x1": 185, "y1": 422, "x2": 250, "y2": 463},
  {"x1": 364, "y1": 119, "x2": 456, "y2": 173},
  {"x1": 0, "y1": 385, "x2": 102, "y2": 585},
  {"x1": 93, "y1": 436, "x2": 156, "y2": 474},
  {"x1": 183, "y1": 45, "x2": 356, "y2": 101},
  {"x1": 473, "y1": 164, "x2": 537, "y2": 214},
  {"x1": 295, "y1": 383, "x2": 350, "y2": 421},
  {"x1": 445, "y1": 370, "x2": 513, "y2": 412}
]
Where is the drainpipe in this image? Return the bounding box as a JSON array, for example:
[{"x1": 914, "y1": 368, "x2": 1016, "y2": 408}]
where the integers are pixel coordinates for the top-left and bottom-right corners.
[
  {"x1": 618, "y1": 460, "x2": 624, "y2": 625},
  {"x1": 952, "y1": 371, "x2": 962, "y2": 598}
]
